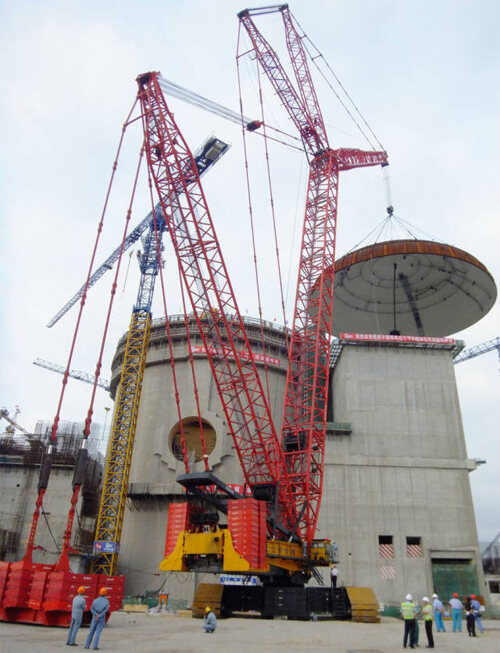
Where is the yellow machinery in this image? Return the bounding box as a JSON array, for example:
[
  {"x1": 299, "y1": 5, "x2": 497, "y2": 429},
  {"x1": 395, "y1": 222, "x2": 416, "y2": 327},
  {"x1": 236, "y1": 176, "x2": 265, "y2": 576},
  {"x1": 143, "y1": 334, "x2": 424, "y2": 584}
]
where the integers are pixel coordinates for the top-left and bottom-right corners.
[
  {"x1": 160, "y1": 528, "x2": 333, "y2": 576},
  {"x1": 91, "y1": 311, "x2": 151, "y2": 575}
]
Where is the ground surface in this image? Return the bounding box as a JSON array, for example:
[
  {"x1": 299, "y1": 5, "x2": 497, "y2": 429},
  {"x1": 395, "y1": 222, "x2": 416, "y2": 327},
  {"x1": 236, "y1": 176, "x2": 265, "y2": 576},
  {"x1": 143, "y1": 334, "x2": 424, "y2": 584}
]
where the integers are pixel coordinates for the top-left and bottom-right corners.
[{"x1": 0, "y1": 613, "x2": 498, "y2": 653}]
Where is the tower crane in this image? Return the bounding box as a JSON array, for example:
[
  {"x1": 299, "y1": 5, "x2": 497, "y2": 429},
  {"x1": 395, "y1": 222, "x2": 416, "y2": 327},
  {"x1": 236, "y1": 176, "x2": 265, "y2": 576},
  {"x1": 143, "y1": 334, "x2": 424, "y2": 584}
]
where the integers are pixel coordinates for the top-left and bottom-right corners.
[
  {"x1": 33, "y1": 358, "x2": 111, "y2": 392},
  {"x1": 47, "y1": 136, "x2": 230, "y2": 328},
  {"x1": 89, "y1": 136, "x2": 229, "y2": 576},
  {"x1": 454, "y1": 336, "x2": 500, "y2": 367},
  {"x1": 0, "y1": 407, "x2": 30, "y2": 435}
]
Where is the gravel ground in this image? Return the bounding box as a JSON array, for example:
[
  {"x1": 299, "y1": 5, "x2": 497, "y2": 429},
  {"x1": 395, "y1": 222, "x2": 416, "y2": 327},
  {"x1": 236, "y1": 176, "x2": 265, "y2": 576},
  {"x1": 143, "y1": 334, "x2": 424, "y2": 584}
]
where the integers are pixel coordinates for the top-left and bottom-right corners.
[{"x1": 0, "y1": 612, "x2": 498, "y2": 653}]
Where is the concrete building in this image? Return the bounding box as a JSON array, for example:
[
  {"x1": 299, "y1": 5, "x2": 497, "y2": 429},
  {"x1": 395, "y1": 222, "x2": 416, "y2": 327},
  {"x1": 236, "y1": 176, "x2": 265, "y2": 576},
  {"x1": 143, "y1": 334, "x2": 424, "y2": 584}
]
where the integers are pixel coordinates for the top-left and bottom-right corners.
[
  {"x1": 321, "y1": 336, "x2": 487, "y2": 606},
  {"x1": 113, "y1": 314, "x2": 488, "y2": 608},
  {"x1": 0, "y1": 421, "x2": 104, "y2": 567},
  {"x1": 114, "y1": 315, "x2": 288, "y2": 602}
]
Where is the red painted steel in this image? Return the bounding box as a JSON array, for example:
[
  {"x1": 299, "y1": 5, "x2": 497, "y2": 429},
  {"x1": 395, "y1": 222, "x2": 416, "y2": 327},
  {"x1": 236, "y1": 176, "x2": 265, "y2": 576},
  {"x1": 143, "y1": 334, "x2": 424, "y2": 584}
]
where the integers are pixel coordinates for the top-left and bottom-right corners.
[
  {"x1": 333, "y1": 238, "x2": 494, "y2": 277},
  {"x1": 165, "y1": 503, "x2": 192, "y2": 557},
  {"x1": 0, "y1": 562, "x2": 123, "y2": 626},
  {"x1": 136, "y1": 71, "x2": 295, "y2": 527},
  {"x1": 239, "y1": 6, "x2": 388, "y2": 543},
  {"x1": 228, "y1": 498, "x2": 267, "y2": 569}
]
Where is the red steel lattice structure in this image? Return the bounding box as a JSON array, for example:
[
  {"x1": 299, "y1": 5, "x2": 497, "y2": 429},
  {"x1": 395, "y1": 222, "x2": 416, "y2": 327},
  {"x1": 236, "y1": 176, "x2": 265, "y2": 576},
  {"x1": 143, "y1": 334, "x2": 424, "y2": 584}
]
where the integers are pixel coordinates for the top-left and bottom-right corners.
[
  {"x1": 239, "y1": 5, "x2": 388, "y2": 544},
  {"x1": 136, "y1": 72, "x2": 296, "y2": 528}
]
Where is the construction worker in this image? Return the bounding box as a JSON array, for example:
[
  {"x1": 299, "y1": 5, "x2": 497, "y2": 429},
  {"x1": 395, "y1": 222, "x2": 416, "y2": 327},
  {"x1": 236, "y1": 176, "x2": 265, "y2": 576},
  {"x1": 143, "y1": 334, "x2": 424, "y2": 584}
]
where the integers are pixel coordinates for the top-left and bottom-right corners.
[
  {"x1": 432, "y1": 593, "x2": 445, "y2": 632},
  {"x1": 400, "y1": 593, "x2": 416, "y2": 649},
  {"x1": 464, "y1": 596, "x2": 477, "y2": 636},
  {"x1": 421, "y1": 597, "x2": 434, "y2": 648},
  {"x1": 470, "y1": 595, "x2": 484, "y2": 633},
  {"x1": 203, "y1": 605, "x2": 217, "y2": 633},
  {"x1": 449, "y1": 592, "x2": 463, "y2": 632},
  {"x1": 85, "y1": 587, "x2": 110, "y2": 650},
  {"x1": 66, "y1": 586, "x2": 87, "y2": 647},
  {"x1": 330, "y1": 564, "x2": 339, "y2": 589}
]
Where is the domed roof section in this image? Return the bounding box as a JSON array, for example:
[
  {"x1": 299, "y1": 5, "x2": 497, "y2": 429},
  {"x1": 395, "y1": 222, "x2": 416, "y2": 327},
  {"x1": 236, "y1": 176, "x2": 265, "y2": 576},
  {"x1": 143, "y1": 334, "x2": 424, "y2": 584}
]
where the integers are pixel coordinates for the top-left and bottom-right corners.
[{"x1": 316, "y1": 239, "x2": 496, "y2": 337}]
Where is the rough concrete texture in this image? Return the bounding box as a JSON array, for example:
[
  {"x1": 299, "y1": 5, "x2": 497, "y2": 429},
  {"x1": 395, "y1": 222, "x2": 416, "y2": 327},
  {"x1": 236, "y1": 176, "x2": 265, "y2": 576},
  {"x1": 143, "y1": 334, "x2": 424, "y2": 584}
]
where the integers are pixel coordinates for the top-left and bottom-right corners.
[
  {"x1": 0, "y1": 613, "x2": 498, "y2": 653},
  {"x1": 320, "y1": 345, "x2": 486, "y2": 605}
]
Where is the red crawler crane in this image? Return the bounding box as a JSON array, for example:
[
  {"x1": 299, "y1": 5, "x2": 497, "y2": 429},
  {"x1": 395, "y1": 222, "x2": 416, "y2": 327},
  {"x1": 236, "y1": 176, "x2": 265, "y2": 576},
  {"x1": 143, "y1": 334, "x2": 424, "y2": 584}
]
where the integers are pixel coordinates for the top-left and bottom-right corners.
[
  {"x1": 136, "y1": 71, "x2": 296, "y2": 531},
  {"x1": 238, "y1": 5, "x2": 388, "y2": 545}
]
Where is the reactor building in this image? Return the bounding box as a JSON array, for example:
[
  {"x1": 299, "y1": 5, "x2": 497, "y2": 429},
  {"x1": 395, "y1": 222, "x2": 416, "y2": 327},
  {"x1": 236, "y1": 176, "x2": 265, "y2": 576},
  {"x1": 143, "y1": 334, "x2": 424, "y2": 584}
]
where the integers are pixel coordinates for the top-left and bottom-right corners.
[{"x1": 112, "y1": 238, "x2": 496, "y2": 608}]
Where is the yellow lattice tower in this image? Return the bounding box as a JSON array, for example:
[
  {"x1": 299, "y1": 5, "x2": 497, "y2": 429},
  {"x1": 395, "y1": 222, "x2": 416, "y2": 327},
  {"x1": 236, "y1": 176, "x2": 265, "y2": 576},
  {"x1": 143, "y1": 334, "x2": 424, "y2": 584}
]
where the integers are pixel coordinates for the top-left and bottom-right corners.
[{"x1": 91, "y1": 310, "x2": 151, "y2": 575}]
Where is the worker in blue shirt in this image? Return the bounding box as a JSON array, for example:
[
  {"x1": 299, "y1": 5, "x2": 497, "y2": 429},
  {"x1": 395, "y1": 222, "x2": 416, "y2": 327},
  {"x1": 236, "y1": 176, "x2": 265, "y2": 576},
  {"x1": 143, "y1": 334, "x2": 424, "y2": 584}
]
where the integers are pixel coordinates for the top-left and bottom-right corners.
[
  {"x1": 203, "y1": 606, "x2": 217, "y2": 633},
  {"x1": 449, "y1": 593, "x2": 463, "y2": 632},
  {"x1": 85, "y1": 587, "x2": 110, "y2": 650},
  {"x1": 432, "y1": 593, "x2": 445, "y2": 632},
  {"x1": 470, "y1": 595, "x2": 484, "y2": 633},
  {"x1": 66, "y1": 586, "x2": 87, "y2": 646}
]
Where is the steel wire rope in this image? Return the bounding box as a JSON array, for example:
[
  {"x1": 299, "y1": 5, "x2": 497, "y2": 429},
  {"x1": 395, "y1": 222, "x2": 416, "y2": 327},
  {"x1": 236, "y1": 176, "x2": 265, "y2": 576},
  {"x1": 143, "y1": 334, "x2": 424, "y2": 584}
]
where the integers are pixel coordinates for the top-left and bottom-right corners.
[
  {"x1": 145, "y1": 165, "x2": 191, "y2": 474},
  {"x1": 290, "y1": 11, "x2": 386, "y2": 152},
  {"x1": 48, "y1": 98, "x2": 138, "y2": 445},
  {"x1": 239, "y1": 40, "x2": 304, "y2": 154},
  {"x1": 178, "y1": 264, "x2": 210, "y2": 472},
  {"x1": 255, "y1": 62, "x2": 291, "y2": 353},
  {"x1": 41, "y1": 504, "x2": 61, "y2": 554},
  {"x1": 159, "y1": 76, "x2": 302, "y2": 151},
  {"x1": 236, "y1": 26, "x2": 273, "y2": 405},
  {"x1": 285, "y1": 155, "x2": 305, "y2": 315},
  {"x1": 121, "y1": 250, "x2": 134, "y2": 293}
]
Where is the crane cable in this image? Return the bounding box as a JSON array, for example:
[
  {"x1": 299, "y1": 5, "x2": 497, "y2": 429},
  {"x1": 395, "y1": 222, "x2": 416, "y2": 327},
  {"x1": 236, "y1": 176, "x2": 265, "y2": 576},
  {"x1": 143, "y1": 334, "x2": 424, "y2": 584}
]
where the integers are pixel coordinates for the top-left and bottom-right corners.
[
  {"x1": 236, "y1": 26, "x2": 272, "y2": 403},
  {"x1": 256, "y1": 63, "x2": 290, "y2": 351},
  {"x1": 178, "y1": 264, "x2": 210, "y2": 472},
  {"x1": 291, "y1": 11, "x2": 386, "y2": 153},
  {"x1": 145, "y1": 165, "x2": 190, "y2": 474}
]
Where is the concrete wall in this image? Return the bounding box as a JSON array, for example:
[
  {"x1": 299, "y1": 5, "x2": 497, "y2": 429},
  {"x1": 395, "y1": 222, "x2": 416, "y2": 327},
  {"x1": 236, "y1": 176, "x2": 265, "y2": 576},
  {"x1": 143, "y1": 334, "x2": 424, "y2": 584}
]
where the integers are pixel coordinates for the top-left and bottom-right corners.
[
  {"x1": 112, "y1": 321, "x2": 487, "y2": 609},
  {"x1": 317, "y1": 344, "x2": 487, "y2": 607},
  {"x1": 0, "y1": 464, "x2": 88, "y2": 567},
  {"x1": 116, "y1": 318, "x2": 288, "y2": 601}
]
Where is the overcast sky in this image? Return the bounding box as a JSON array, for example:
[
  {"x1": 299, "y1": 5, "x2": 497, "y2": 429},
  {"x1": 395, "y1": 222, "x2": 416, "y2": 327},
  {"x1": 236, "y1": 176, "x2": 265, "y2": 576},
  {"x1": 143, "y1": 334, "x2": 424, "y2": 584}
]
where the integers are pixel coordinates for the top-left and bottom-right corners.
[{"x1": 1, "y1": 1, "x2": 498, "y2": 542}]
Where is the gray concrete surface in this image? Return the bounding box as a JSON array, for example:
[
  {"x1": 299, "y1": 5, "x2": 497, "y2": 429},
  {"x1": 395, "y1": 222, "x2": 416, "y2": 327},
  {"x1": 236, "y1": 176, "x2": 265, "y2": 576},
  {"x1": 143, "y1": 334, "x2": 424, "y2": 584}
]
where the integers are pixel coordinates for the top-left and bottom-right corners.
[{"x1": 0, "y1": 613, "x2": 498, "y2": 653}]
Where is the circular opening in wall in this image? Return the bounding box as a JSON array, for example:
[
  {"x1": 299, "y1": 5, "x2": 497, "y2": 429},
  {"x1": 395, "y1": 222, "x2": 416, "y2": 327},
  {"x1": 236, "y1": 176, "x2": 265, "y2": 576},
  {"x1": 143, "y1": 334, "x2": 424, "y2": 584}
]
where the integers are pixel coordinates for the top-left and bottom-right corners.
[{"x1": 170, "y1": 417, "x2": 216, "y2": 463}]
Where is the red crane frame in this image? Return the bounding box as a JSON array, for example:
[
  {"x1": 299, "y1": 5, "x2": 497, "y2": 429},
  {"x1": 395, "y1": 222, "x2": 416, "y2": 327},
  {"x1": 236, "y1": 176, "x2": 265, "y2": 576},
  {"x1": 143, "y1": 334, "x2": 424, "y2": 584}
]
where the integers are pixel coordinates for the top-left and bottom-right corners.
[
  {"x1": 136, "y1": 72, "x2": 296, "y2": 528},
  {"x1": 239, "y1": 5, "x2": 388, "y2": 543}
]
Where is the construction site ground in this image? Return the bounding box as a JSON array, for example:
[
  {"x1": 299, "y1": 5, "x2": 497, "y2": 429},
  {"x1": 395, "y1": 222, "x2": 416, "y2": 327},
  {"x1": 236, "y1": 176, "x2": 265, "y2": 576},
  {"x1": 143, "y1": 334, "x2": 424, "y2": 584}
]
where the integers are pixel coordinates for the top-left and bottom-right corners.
[{"x1": 0, "y1": 612, "x2": 498, "y2": 653}]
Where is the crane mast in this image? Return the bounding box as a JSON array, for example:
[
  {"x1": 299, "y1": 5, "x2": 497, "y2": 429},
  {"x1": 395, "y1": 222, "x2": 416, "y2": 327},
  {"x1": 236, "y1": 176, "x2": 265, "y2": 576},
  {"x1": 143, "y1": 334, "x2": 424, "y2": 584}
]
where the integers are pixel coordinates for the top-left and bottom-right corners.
[
  {"x1": 136, "y1": 72, "x2": 295, "y2": 527},
  {"x1": 239, "y1": 5, "x2": 388, "y2": 543}
]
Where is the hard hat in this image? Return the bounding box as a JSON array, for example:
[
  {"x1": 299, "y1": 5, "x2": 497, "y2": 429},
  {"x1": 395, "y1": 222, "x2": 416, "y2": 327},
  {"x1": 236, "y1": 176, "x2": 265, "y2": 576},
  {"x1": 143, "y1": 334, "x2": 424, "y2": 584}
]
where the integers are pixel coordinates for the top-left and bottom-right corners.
[
  {"x1": 432, "y1": 593, "x2": 438, "y2": 598},
  {"x1": 77, "y1": 586, "x2": 86, "y2": 594},
  {"x1": 205, "y1": 606, "x2": 211, "y2": 613},
  {"x1": 405, "y1": 594, "x2": 412, "y2": 601},
  {"x1": 453, "y1": 593, "x2": 458, "y2": 598},
  {"x1": 422, "y1": 597, "x2": 429, "y2": 603},
  {"x1": 470, "y1": 594, "x2": 476, "y2": 599},
  {"x1": 99, "y1": 587, "x2": 108, "y2": 596}
]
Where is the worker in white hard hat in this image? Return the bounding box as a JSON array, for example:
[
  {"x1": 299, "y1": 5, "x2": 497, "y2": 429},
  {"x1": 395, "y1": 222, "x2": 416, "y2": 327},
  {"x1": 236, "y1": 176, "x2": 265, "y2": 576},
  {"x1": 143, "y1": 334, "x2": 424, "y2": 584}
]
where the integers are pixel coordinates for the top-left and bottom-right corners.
[
  {"x1": 432, "y1": 593, "x2": 445, "y2": 632},
  {"x1": 330, "y1": 564, "x2": 339, "y2": 589},
  {"x1": 203, "y1": 606, "x2": 217, "y2": 633},
  {"x1": 400, "y1": 594, "x2": 416, "y2": 649},
  {"x1": 422, "y1": 597, "x2": 435, "y2": 648}
]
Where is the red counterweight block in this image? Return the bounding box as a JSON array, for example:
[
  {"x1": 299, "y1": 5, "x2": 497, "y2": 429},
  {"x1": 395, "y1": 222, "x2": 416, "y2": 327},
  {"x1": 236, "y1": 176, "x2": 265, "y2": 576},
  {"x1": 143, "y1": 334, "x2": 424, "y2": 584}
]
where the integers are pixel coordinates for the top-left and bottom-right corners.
[
  {"x1": 228, "y1": 498, "x2": 267, "y2": 569},
  {"x1": 1, "y1": 561, "x2": 54, "y2": 624},
  {"x1": 97, "y1": 574, "x2": 125, "y2": 614},
  {"x1": 0, "y1": 561, "x2": 11, "y2": 620},
  {"x1": 164, "y1": 502, "x2": 192, "y2": 557},
  {"x1": 43, "y1": 571, "x2": 99, "y2": 626}
]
